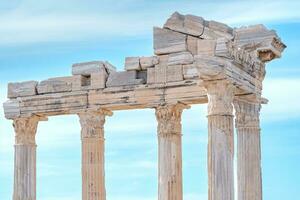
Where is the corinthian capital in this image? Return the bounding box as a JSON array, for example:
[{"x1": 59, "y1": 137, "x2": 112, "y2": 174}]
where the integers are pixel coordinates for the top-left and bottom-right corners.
[
  {"x1": 205, "y1": 80, "x2": 235, "y2": 116},
  {"x1": 234, "y1": 99, "x2": 261, "y2": 128},
  {"x1": 155, "y1": 103, "x2": 190, "y2": 136},
  {"x1": 13, "y1": 116, "x2": 46, "y2": 145},
  {"x1": 78, "y1": 109, "x2": 113, "y2": 139}
]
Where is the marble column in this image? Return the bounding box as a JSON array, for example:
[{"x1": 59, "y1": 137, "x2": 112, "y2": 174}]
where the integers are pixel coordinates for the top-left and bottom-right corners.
[
  {"x1": 79, "y1": 109, "x2": 112, "y2": 200},
  {"x1": 205, "y1": 80, "x2": 235, "y2": 200},
  {"x1": 234, "y1": 99, "x2": 262, "y2": 200},
  {"x1": 12, "y1": 116, "x2": 45, "y2": 200},
  {"x1": 155, "y1": 103, "x2": 189, "y2": 200}
]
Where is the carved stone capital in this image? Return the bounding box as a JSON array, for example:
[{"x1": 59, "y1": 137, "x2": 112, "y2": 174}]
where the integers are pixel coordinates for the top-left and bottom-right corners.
[
  {"x1": 13, "y1": 116, "x2": 46, "y2": 145},
  {"x1": 155, "y1": 103, "x2": 190, "y2": 136},
  {"x1": 234, "y1": 99, "x2": 261, "y2": 129},
  {"x1": 205, "y1": 80, "x2": 234, "y2": 116},
  {"x1": 78, "y1": 109, "x2": 112, "y2": 139}
]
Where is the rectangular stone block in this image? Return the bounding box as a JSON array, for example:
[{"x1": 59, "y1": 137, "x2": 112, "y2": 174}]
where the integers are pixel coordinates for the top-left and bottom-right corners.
[
  {"x1": 167, "y1": 65, "x2": 183, "y2": 82},
  {"x1": 155, "y1": 64, "x2": 167, "y2": 83},
  {"x1": 3, "y1": 99, "x2": 20, "y2": 119},
  {"x1": 140, "y1": 56, "x2": 159, "y2": 70},
  {"x1": 125, "y1": 57, "x2": 141, "y2": 71},
  {"x1": 37, "y1": 77, "x2": 73, "y2": 94},
  {"x1": 154, "y1": 27, "x2": 187, "y2": 55},
  {"x1": 197, "y1": 39, "x2": 216, "y2": 56},
  {"x1": 147, "y1": 67, "x2": 155, "y2": 84},
  {"x1": 187, "y1": 36, "x2": 198, "y2": 55},
  {"x1": 72, "y1": 61, "x2": 116, "y2": 76},
  {"x1": 183, "y1": 64, "x2": 198, "y2": 79},
  {"x1": 153, "y1": 55, "x2": 168, "y2": 83},
  {"x1": 91, "y1": 72, "x2": 108, "y2": 89},
  {"x1": 208, "y1": 20, "x2": 233, "y2": 34},
  {"x1": 106, "y1": 71, "x2": 145, "y2": 87},
  {"x1": 168, "y1": 51, "x2": 194, "y2": 66},
  {"x1": 215, "y1": 38, "x2": 230, "y2": 57},
  {"x1": 8, "y1": 81, "x2": 37, "y2": 98},
  {"x1": 164, "y1": 12, "x2": 204, "y2": 37}
]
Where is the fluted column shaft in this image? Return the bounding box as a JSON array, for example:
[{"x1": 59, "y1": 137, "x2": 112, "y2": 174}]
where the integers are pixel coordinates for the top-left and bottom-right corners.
[
  {"x1": 79, "y1": 109, "x2": 112, "y2": 200},
  {"x1": 205, "y1": 80, "x2": 234, "y2": 200},
  {"x1": 13, "y1": 116, "x2": 43, "y2": 200},
  {"x1": 155, "y1": 104, "x2": 189, "y2": 200},
  {"x1": 234, "y1": 100, "x2": 262, "y2": 200}
]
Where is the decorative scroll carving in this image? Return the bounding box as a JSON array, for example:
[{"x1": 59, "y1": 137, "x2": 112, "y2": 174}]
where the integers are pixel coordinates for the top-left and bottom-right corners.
[
  {"x1": 216, "y1": 38, "x2": 266, "y2": 81},
  {"x1": 234, "y1": 99, "x2": 261, "y2": 129},
  {"x1": 13, "y1": 116, "x2": 45, "y2": 145},
  {"x1": 155, "y1": 104, "x2": 190, "y2": 136},
  {"x1": 78, "y1": 109, "x2": 112, "y2": 139},
  {"x1": 205, "y1": 80, "x2": 234, "y2": 116}
]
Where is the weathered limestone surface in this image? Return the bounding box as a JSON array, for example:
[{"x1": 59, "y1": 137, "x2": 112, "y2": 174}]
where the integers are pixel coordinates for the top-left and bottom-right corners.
[
  {"x1": 140, "y1": 56, "x2": 159, "y2": 69},
  {"x1": 125, "y1": 57, "x2": 141, "y2": 71},
  {"x1": 155, "y1": 104, "x2": 189, "y2": 200},
  {"x1": 8, "y1": 81, "x2": 37, "y2": 98},
  {"x1": 206, "y1": 80, "x2": 234, "y2": 200},
  {"x1": 106, "y1": 71, "x2": 145, "y2": 87},
  {"x1": 164, "y1": 12, "x2": 205, "y2": 37},
  {"x1": 154, "y1": 27, "x2": 187, "y2": 55},
  {"x1": 3, "y1": 11, "x2": 286, "y2": 200},
  {"x1": 72, "y1": 61, "x2": 116, "y2": 76},
  {"x1": 234, "y1": 99, "x2": 262, "y2": 200},
  {"x1": 12, "y1": 116, "x2": 47, "y2": 200},
  {"x1": 79, "y1": 109, "x2": 112, "y2": 200},
  {"x1": 37, "y1": 77, "x2": 73, "y2": 94},
  {"x1": 168, "y1": 51, "x2": 194, "y2": 66}
]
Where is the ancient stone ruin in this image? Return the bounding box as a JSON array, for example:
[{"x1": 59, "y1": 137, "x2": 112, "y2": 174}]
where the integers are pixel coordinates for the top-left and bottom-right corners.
[{"x1": 3, "y1": 12, "x2": 286, "y2": 200}]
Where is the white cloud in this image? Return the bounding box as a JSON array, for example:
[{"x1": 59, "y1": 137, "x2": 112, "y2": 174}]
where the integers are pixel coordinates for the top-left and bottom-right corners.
[
  {"x1": 261, "y1": 78, "x2": 300, "y2": 121},
  {"x1": 0, "y1": 0, "x2": 299, "y2": 45}
]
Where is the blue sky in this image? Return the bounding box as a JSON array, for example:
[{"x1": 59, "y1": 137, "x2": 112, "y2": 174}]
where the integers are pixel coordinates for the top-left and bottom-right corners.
[{"x1": 0, "y1": 0, "x2": 300, "y2": 199}]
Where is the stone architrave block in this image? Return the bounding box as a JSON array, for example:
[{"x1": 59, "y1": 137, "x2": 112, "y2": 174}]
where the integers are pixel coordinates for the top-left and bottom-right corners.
[
  {"x1": 197, "y1": 39, "x2": 216, "y2": 56},
  {"x1": 125, "y1": 57, "x2": 141, "y2": 71},
  {"x1": 140, "y1": 56, "x2": 159, "y2": 70},
  {"x1": 72, "y1": 75, "x2": 83, "y2": 91},
  {"x1": 167, "y1": 65, "x2": 183, "y2": 82},
  {"x1": 37, "y1": 77, "x2": 73, "y2": 94},
  {"x1": 106, "y1": 71, "x2": 145, "y2": 87},
  {"x1": 8, "y1": 81, "x2": 37, "y2": 98},
  {"x1": 3, "y1": 99, "x2": 21, "y2": 119},
  {"x1": 183, "y1": 64, "x2": 199, "y2": 79},
  {"x1": 154, "y1": 27, "x2": 187, "y2": 55},
  {"x1": 164, "y1": 12, "x2": 205, "y2": 37},
  {"x1": 168, "y1": 51, "x2": 194, "y2": 66}
]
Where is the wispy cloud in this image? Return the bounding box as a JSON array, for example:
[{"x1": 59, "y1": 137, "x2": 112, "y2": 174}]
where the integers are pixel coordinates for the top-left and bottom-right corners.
[{"x1": 0, "y1": 0, "x2": 299, "y2": 45}]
